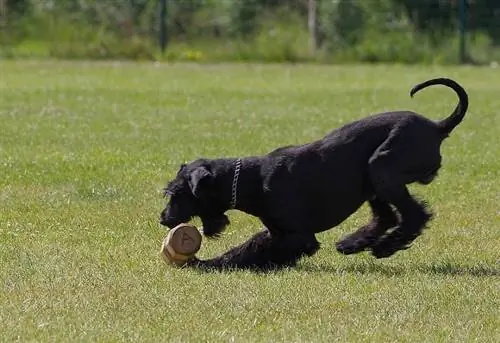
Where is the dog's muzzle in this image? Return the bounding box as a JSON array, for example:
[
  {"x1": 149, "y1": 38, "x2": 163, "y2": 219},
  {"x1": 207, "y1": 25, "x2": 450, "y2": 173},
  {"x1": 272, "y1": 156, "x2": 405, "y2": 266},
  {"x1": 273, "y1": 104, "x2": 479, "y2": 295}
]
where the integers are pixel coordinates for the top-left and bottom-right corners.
[
  {"x1": 160, "y1": 209, "x2": 191, "y2": 229},
  {"x1": 160, "y1": 216, "x2": 175, "y2": 228}
]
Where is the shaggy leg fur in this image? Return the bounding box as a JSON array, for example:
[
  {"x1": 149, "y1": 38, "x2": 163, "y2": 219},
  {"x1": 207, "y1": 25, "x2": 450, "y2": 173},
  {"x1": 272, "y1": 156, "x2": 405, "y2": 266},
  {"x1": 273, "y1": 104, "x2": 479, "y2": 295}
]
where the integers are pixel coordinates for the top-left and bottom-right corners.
[
  {"x1": 370, "y1": 196, "x2": 432, "y2": 258},
  {"x1": 187, "y1": 229, "x2": 320, "y2": 271},
  {"x1": 367, "y1": 126, "x2": 435, "y2": 258},
  {"x1": 336, "y1": 198, "x2": 399, "y2": 255}
]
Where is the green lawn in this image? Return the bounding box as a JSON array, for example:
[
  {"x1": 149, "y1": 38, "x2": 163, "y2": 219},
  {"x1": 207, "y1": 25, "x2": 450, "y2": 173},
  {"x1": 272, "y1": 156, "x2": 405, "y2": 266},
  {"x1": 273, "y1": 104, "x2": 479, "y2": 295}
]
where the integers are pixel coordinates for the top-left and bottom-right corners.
[{"x1": 0, "y1": 61, "x2": 498, "y2": 342}]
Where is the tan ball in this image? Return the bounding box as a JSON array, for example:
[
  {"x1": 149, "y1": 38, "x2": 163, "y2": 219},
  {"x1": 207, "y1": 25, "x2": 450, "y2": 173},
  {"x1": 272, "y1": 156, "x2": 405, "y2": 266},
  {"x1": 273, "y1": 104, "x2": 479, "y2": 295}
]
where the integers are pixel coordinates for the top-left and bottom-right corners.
[{"x1": 160, "y1": 224, "x2": 202, "y2": 267}]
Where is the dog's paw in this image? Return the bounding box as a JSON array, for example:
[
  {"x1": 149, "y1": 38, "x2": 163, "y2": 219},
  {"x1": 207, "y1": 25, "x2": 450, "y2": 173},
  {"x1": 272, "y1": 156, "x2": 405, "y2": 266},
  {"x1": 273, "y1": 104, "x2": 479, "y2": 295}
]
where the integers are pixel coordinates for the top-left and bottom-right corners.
[
  {"x1": 370, "y1": 229, "x2": 413, "y2": 258},
  {"x1": 336, "y1": 229, "x2": 380, "y2": 255},
  {"x1": 371, "y1": 244, "x2": 410, "y2": 259},
  {"x1": 201, "y1": 228, "x2": 223, "y2": 239},
  {"x1": 336, "y1": 236, "x2": 378, "y2": 255},
  {"x1": 336, "y1": 240, "x2": 368, "y2": 255}
]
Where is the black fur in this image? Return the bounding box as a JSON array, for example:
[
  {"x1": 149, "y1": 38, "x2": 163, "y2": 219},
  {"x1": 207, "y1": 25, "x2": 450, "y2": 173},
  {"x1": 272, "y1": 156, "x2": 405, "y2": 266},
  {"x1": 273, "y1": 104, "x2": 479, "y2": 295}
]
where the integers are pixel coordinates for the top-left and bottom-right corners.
[{"x1": 160, "y1": 78, "x2": 469, "y2": 271}]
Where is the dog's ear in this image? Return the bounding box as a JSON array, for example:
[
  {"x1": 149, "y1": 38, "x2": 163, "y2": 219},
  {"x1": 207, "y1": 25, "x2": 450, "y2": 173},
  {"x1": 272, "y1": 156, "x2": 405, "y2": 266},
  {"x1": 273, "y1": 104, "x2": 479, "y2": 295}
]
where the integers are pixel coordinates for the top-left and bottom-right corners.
[
  {"x1": 188, "y1": 166, "x2": 213, "y2": 198},
  {"x1": 176, "y1": 163, "x2": 187, "y2": 175}
]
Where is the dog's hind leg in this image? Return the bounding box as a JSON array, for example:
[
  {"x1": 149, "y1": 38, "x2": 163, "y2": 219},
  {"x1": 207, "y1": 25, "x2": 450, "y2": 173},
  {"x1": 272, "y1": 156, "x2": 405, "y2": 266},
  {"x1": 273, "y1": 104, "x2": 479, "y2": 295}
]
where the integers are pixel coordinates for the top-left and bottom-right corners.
[
  {"x1": 367, "y1": 128, "x2": 434, "y2": 258},
  {"x1": 335, "y1": 198, "x2": 399, "y2": 255},
  {"x1": 187, "y1": 229, "x2": 320, "y2": 271}
]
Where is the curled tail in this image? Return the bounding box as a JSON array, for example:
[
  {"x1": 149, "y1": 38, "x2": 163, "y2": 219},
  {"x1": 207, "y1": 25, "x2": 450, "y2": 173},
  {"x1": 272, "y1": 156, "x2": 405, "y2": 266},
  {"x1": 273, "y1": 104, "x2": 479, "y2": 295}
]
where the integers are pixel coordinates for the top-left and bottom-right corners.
[{"x1": 410, "y1": 77, "x2": 469, "y2": 137}]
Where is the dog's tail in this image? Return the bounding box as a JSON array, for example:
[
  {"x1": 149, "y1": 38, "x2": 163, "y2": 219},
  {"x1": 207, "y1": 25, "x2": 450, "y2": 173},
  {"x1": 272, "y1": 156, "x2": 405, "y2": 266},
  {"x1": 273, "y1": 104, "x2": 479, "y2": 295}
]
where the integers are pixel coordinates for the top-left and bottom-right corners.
[{"x1": 410, "y1": 77, "x2": 469, "y2": 137}]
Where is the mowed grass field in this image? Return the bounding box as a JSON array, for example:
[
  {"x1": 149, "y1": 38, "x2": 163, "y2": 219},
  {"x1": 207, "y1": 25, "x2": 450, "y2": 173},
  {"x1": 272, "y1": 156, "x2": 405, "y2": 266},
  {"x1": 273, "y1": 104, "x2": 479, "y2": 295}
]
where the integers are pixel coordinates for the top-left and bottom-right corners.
[{"x1": 0, "y1": 61, "x2": 499, "y2": 342}]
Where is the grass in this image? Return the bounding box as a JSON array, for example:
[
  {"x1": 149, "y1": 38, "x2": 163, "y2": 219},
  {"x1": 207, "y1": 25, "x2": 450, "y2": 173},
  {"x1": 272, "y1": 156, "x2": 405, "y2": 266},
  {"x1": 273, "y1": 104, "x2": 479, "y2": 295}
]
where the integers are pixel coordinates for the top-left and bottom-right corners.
[{"x1": 0, "y1": 61, "x2": 499, "y2": 342}]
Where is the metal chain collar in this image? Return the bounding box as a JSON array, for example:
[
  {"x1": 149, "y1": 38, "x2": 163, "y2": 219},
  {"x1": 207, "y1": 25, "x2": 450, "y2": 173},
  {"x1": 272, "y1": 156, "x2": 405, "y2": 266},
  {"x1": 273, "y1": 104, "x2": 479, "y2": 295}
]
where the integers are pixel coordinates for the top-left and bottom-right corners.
[{"x1": 230, "y1": 158, "x2": 242, "y2": 209}]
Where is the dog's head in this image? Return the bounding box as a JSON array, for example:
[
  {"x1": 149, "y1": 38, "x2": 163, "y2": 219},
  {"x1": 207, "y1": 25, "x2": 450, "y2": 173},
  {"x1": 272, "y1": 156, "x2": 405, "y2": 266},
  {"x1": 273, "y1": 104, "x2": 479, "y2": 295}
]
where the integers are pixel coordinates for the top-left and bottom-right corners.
[{"x1": 160, "y1": 159, "x2": 230, "y2": 237}]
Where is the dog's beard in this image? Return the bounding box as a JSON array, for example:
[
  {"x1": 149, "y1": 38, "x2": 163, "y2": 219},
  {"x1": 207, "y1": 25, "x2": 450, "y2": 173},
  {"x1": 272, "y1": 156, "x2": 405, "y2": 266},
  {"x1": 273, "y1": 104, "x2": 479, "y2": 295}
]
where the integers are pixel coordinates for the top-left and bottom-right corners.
[{"x1": 200, "y1": 214, "x2": 230, "y2": 238}]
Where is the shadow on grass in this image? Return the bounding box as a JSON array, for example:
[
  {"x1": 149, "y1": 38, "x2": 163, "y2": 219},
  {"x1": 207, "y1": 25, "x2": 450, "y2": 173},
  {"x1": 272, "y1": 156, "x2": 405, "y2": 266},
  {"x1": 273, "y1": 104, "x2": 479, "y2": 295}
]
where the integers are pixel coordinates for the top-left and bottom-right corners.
[
  {"x1": 297, "y1": 261, "x2": 500, "y2": 277},
  {"x1": 185, "y1": 260, "x2": 499, "y2": 277}
]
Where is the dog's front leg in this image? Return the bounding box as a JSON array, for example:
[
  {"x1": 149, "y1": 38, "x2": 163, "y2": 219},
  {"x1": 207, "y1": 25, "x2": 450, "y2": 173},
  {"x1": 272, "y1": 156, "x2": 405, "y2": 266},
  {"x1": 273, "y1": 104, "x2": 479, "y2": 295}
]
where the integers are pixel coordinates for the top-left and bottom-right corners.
[
  {"x1": 186, "y1": 229, "x2": 320, "y2": 271},
  {"x1": 367, "y1": 132, "x2": 433, "y2": 258}
]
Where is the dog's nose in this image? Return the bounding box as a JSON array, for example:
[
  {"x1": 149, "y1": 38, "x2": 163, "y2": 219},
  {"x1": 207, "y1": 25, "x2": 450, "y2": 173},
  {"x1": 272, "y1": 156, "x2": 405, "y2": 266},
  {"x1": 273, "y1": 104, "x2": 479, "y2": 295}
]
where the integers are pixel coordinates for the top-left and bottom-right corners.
[
  {"x1": 159, "y1": 214, "x2": 170, "y2": 227},
  {"x1": 160, "y1": 216, "x2": 177, "y2": 229}
]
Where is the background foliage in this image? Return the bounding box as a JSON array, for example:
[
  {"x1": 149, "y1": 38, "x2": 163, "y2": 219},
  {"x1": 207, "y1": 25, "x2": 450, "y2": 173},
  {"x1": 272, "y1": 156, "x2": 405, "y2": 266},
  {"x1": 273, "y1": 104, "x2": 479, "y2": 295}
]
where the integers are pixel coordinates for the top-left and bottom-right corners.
[{"x1": 1, "y1": 1, "x2": 500, "y2": 63}]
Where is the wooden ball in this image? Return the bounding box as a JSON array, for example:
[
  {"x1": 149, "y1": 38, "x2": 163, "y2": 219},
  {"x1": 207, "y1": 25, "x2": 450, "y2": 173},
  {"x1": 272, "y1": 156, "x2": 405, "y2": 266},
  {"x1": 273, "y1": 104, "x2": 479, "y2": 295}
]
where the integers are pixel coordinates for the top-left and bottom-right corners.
[{"x1": 160, "y1": 224, "x2": 202, "y2": 267}]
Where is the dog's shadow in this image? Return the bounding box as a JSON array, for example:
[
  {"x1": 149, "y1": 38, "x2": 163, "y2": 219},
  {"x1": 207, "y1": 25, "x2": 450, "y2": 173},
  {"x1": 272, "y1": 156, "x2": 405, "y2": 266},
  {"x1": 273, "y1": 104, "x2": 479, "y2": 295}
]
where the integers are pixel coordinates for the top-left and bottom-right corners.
[
  {"x1": 189, "y1": 260, "x2": 499, "y2": 277},
  {"x1": 297, "y1": 260, "x2": 500, "y2": 278}
]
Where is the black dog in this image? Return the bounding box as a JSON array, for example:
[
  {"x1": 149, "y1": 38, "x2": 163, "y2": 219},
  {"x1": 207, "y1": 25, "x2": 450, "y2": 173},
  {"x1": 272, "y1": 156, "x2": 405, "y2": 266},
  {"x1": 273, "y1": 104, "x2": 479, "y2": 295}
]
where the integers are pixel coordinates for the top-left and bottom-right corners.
[{"x1": 160, "y1": 78, "x2": 468, "y2": 270}]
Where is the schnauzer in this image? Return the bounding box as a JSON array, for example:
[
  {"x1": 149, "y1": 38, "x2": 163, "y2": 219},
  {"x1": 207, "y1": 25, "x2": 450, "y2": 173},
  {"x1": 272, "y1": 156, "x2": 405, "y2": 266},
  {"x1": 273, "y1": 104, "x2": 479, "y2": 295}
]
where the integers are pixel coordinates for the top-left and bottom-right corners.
[{"x1": 160, "y1": 78, "x2": 468, "y2": 270}]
